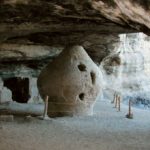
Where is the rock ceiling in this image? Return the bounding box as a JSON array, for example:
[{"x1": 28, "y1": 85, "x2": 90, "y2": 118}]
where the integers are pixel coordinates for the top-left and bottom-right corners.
[{"x1": 0, "y1": 0, "x2": 150, "y2": 64}]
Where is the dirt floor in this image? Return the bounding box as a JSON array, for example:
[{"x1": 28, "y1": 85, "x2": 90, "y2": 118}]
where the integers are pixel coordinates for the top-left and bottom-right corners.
[{"x1": 0, "y1": 100, "x2": 150, "y2": 150}]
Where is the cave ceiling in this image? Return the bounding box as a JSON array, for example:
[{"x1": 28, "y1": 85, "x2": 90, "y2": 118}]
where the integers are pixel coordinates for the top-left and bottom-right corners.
[{"x1": 0, "y1": 0, "x2": 150, "y2": 66}]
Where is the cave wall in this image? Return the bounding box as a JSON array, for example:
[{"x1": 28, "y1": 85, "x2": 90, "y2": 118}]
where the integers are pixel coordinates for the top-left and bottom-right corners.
[
  {"x1": 101, "y1": 33, "x2": 150, "y2": 109},
  {"x1": 0, "y1": 76, "x2": 43, "y2": 104},
  {"x1": 82, "y1": 34, "x2": 120, "y2": 64},
  {"x1": 0, "y1": 78, "x2": 12, "y2": 103},
  {"x1": 0, "y1": 33, "x2": 120, "y2": 106},
  {"x1": 28, "y1": 77, "x2": 43, "y2": 104},
  {"x1": 1, "y1": 33, "x2": 150, "y2": 109}
]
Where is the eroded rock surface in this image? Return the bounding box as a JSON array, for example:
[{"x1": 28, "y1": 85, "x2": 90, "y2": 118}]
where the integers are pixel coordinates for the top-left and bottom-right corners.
[
  {"x1": 101, "y1": 33, "x2": 150, "y2": 109},
  {"x1": 0, "y1": 78, "x2": 12, "y2": 103},
  {"x1": 37, "y1": 46, "x2": 103, "y2": 117}
]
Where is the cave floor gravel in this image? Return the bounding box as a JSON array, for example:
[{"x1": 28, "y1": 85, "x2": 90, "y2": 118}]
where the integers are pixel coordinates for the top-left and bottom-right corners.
[{"x1": 0, "y1": 100, "x2": 150, "y2": 150}]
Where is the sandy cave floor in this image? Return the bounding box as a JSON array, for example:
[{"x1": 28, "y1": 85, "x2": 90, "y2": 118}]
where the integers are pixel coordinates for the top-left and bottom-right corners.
[{"x1": 0, "y1": 100, "x2": 150, "y2": 150}]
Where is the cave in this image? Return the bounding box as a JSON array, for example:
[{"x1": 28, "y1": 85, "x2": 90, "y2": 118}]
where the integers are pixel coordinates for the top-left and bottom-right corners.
[
  {"x1": 4, "y1": 77, "x2": 30, "y2": 103},
  {"x1": 0, "y1": 1, "x2": 150, "y2": 150}
]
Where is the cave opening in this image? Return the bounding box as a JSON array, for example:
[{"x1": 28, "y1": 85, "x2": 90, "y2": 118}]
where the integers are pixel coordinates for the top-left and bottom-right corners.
[{"x1": 4, "y1": 77, "x2": 30, "y2": 103}]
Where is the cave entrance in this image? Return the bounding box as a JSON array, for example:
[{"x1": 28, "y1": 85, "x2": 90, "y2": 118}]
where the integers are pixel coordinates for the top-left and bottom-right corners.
[{"x1": 4, "y1": 77, "x2": 30, "y2": 103}]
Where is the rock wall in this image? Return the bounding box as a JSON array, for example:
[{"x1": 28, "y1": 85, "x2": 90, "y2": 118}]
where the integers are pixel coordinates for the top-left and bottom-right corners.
[
  {"x1": 0, "y1": 78, "x2": 12, "y2": 103},
  {"x1": 83, "y1": 34, "x2": 120, "y2": 64},
  {"x1": 28, "y1": 77, "x2": 43, "y2": 104},
  {"x1": 0, "y1": 44, "x2": 62, "y2": 104},
  {"x1": 0, "y1": 76, "x2": 43, "y2": 104},
  {"x1": 101, "y1": 33, "x2": 150, "y2": 109}
]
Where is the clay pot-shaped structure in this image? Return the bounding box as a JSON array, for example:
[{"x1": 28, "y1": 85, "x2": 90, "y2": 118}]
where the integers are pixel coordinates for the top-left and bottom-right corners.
[{"x1": 37, "y1": 46, "x2": 102, "y2": 117}]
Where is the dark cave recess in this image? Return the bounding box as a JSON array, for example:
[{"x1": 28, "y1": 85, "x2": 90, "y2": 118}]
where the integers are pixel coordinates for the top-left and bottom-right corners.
[{"x1": 4, "y1": 77, "x2": 30, "y2": 103}]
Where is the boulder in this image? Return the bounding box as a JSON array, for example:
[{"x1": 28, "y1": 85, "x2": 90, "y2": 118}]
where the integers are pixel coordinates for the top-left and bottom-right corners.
[{"x1": 37, "y1": 46, "x2": 102, "y2": 117}]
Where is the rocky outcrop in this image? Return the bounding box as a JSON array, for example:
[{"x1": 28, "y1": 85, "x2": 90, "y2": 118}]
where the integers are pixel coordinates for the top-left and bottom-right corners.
[
  {"x1": 0, "y1": 34, "x2": 120, "y2": 65},
  {"x1": 92, "y1": 0, "x2": 150, "y2": 35},
  {"x1": 1, "y1": 0, "x2": 150, "y2": 46},
  {"x1": 0, "y1": 44, "x2": 62, "y2": 78},
  {"x1": 101, "y1": 33, "x2": 150, "y2": 109},
  {"x1": 0, "y1": 1, "x2": 135, "y2": 43},
  {"x1": 0, "y1": 44, "x2": 62, "y2": 61},
  {"x1": 82, "y1": 34, "x2": 120, "y2": 64},
  {"x1": 0, "y1": 1, "x2": 149, "y2": 66},
  {"x1": 0, "y1": 0, "x2": 150, "y2": 43},
  {"x1": 37, "y1": 46, "x2": 103, "y2": 117},
  {"x1": 0, "y1": 1, "x2": 149, "y2": 65}
]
